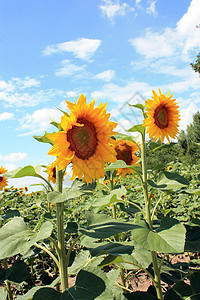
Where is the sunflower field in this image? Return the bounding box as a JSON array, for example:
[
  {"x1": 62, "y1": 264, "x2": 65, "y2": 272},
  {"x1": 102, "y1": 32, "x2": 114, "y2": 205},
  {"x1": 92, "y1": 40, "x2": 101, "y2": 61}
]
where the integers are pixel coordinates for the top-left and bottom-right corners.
[{"x1": 0, "y1": 92, "x2": 200, "y2": 300}]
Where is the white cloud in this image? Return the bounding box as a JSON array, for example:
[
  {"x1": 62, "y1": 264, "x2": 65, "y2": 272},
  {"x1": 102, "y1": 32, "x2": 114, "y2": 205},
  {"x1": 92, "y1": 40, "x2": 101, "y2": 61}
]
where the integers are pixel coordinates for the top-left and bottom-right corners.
[
  {"x1": 12, "y1": 77, "x2": 40, "y2": 89},
  {"x1": 4, "y1": 163, "x2": 17, "y2": 171},
  {"x1": 146, "y1": 0, "x2": 157, "y2": 17},
  {"x1": 91, "y1": 80, "x2": 151, "y2": 103},
  {"x1": 0, "y1": 112, "x2": 14, "y2": 121},
  {"x1": 19, "y1": 107, "x2": 62, "y2": 135},
  {"x1": 43, "y1": 38, "x2": 101, "y2": 61},
  {"x1": 94, "y1": 69, "x2": 115, "y2": 82},
  {"x1": 130, "y1": 0, "x2": 200, "y2": 60},
  {"x1": 99, "y1": 0, "x2": 135, "y2": 22},
  {"x1": 4, "y1": 153, "x2": 27, "y2": 162},
  {"x1": 179, "y1": 103, "x2": 199, "y2": 132},
  {"x1": 55, "y1": 59, "x2": 85, "y2": 77}
]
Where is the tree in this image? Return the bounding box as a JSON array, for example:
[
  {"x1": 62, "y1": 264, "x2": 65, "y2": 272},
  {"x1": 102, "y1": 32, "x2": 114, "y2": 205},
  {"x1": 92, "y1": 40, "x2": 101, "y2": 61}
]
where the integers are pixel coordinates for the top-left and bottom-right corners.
[{"x1": 191, "y1": 53, "x2": 200, "y2": 75}]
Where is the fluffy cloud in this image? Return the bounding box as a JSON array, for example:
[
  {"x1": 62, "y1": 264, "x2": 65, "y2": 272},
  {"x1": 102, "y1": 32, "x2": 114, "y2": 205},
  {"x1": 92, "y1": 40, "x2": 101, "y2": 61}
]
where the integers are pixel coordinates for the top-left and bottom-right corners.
[
  {"x1": 19, "y1": 107, "x2": 63, "y2": 135},
  {"x1": 55, "y1": 59, "x2": 85, "y2": 77},
  {"x1": 179, "y1": 103, "x2": 199, "y2": 132},
  {"x1": 146, "y1": 0, "x2": 157, "y2": 16},
  {"x1": 94, "y1": 69, "x2": 115, "y2": 82},
  {"x1": 0, "y1": 112, "x2": 14, "y2": 121},
  {"x1": 3, "y1": 153, "x2": 27, "y2": 162},
  {"x1": 99, "y1": 0, "x2": 135, "y2": 22},
  {"x1": 130, "y1": 0, "x2": 200, "y2": 60},
  {"x1": 43, "y1": 38, "x2": 101, "y2": 61},
  {"x1": 91, "y1": 80, "x2": 151, "y2": 103}
]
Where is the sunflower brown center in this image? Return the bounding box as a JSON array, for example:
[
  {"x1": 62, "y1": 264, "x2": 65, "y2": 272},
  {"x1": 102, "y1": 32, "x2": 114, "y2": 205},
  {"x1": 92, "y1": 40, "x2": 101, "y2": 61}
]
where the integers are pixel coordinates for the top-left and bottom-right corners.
[
  {"x1": 115, "y1": 144, "x2": 133, "y2": 165},
  {"x1": 0, "y1": 177, "x2": 3, "y2": 182},
  {"x1": 52, "y1": 167, "x2": 56, "y2": 179},
  {"x1": 67, "y1": 117, "x2": 98, "y2": 160},
  {"x1": 154, "y1": 105, "x2": 169, "y2": 129}
]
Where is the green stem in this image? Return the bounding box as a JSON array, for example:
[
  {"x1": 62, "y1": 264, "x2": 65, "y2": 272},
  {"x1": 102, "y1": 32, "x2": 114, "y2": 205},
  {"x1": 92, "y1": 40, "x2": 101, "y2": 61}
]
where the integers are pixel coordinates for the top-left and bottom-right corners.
[
  {"x1": 66, "y1": 234, "x2": 84, "y2": 269},
  {"x1": 151, "y1": 196, "x2": 162, "y2": 221},
  {"x1": 38, "y1": 174, "x2": 54, "y2": 191},
  {"x1": 56, "y1": 169, "x2": 68, "y2": 291},
  {"x1": 141, "y1": 131, "x2": 163, "y2": 300},
  {"x1": 2, "y1": 259, "x2": 13, "y2": 300},
  {"x1": 34, "y1": 243, "x2": 59, "y2": 269},
  {"x1": 110, "y1": 172, "x2": 126, "y2": 291},
  {"x1": 120, "y1": 199, "x2": 145, "y2": 216}
]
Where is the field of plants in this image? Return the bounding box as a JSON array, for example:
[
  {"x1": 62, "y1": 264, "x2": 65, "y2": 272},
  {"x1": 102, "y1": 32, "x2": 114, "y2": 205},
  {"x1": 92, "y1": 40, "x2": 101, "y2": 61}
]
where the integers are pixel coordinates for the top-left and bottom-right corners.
[{"x1": 0, "y1": 92, "x2": 200, "y2": 300}]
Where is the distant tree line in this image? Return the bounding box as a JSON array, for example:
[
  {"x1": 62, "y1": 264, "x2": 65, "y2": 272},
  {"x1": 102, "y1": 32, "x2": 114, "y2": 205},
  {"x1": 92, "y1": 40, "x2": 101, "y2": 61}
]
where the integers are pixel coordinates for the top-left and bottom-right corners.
[{"x1": 146, "y1": 111, "x2": 200, "y2": 168}]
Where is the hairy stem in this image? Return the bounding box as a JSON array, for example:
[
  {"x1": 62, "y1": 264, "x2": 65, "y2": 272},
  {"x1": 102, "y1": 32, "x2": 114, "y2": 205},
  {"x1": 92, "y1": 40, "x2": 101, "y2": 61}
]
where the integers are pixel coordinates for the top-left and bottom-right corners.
[
  {"x1": 56, "y1": 169, "x2": 68, "y2": 291},
  {"x1": 141, "y1": 131, "x2": 163, "y2": 300}
]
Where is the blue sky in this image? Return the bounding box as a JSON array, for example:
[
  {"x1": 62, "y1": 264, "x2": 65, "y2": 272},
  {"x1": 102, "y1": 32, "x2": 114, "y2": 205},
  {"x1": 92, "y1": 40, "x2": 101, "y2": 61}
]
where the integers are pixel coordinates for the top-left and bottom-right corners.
[{"x1": 0, "y1": 0, "x2": 200, "y2": 189}]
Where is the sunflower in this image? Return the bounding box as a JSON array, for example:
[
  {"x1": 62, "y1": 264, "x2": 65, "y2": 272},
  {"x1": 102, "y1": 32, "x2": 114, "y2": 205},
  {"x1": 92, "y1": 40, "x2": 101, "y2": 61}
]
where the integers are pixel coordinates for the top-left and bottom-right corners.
[
  {"x1": 167, "y1": 165, "x2": 173, "y2": 171},
  {"x1": 0, "y1": 167, "x2": 8, "y2": 190},
  {"x1": 113, "y1": 140, "x2": 140, "y2": 177},
  {"x1": 47, "y1": 94, "x2": 117, "y2": 184},
  {"x1": 143, "y1": 90, "x2": 180, "y2": 143},
  {"x1": 47, "y1": 162, "x2": 57, "y2": 184}
]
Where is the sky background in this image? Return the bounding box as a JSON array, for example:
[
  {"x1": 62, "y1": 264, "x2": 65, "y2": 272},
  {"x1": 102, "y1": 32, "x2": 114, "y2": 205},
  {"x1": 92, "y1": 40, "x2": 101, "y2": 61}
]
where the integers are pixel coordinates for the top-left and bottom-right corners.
[{"x1": 0, "y1": 0, "x2": 200, "y2": 189}]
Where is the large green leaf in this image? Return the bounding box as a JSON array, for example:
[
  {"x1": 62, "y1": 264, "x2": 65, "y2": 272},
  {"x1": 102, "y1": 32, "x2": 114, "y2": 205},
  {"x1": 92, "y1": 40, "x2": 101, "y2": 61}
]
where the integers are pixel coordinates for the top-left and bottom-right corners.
[
  {"x1": 127, "y1": 124, "x2": 145, "y2": 134},
  {"x1": 5, "y1": 165, "x2": 42, "y2": 179},
  {"x1": 0, "y1": 217, "x2": 53, "y2": 259},
  {"x1": 132, "y1": 218, "x2": 186, "y2": 253},
  {"x1": 1, "y1": 260, "x2": 29, "y2": 283},
  {"x1": 33, "y1": 268, "x2": 106, "y2": 300},
  {"x1": 89, "y1": 186, "x2": 127, "y2": 212},
  {"x1": 105, "y1": 160, "x2": 141, "y2": 172},
  {"x1": 47, "y1": 180, "x2": 95, "y2": 204},
  {"x1": 89, "y1": 242, "x2": 134, "y2": 257},
  {"x1": 80, "y1": 220, "x2": 140, "y2": 239},
  {"x1": 148, "y1": 171, "x2": 189, "y2": 191},
  {"x1": 185, "y1": 225, "x2": 200, "y2": 252},
  {"x1": 124, "y1": 291, "x2": 157, "y2": 299}
]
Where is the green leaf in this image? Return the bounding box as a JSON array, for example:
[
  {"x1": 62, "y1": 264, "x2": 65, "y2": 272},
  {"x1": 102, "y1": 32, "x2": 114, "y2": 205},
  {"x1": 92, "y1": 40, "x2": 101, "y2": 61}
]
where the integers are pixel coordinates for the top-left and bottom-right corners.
[
  {"x1": 1, "y1": 209, "x2": 20, "y2": 220},
  {"x1": 152, "y1": 143, "x2": 176, "y2": 152},
  {"x1": 33, "y1": 288, "x2": 60, "y2": 300},
  {"x1": 65, "y1": 267, "x2": 106, "y2": 299},
  {"x1": 185, "y1": 225, "x2": 200, "y2": 252},
  {"x1": 164, "y1": 289, "x2": 184, "y2": 300},
  {"x1": 80, "y1": 220, "x2": 140, "y2": 239},
  {"x1": 33, "y1": 131, "x2": 54, "y2": 145},
  {"x1": 4, "y1": 260, "x2": 29, "y2": 283},
  {"x1": 173, "y1": 281, "x2": 193, "y2": 297},
  {"x1": 105, "y1": 160, "x2": 141, "y2": 172},
  {"x1": 190, "y1": 271, "x2": 200, "y2": 294},
  {"x1": 47, "y1": 180, "x2": 95, "y2": 204},
  {"x1": 127, "y1": 124, "x2": 145, "y2": 134},
  {"x1": 128, "y1": 103, "x2": 145, "y2": 112},
  {"x1": 124, "y1": 291, "x2": 157, "y2": 299},
  {"x1": 0, "y1": 288, "x2": 7, "y2": 300},
  {"x1": 34, "y1": 268, "x2": 106, "y2": 300},
  {"x1": 5, "y1": 165, "x2": 42, "y2": 179},
  {"x1": 115, "y1": 133, "x2": 140, "y2": 143},
  {"x1": 148, "y1": 171, "x2": 189, "y2": 191},
  {"x1": 89, "y1": 186, "x2": 127, "y2": 212},
  {"x1": 0, "y1": 217, "x2": 53, "y2": 259},
  {"x1": 132, "y1": 218, "x2": 186, "y2": 253},
  {"x1": 89, "y1": 242, "x2": 134, "y2": 257}
]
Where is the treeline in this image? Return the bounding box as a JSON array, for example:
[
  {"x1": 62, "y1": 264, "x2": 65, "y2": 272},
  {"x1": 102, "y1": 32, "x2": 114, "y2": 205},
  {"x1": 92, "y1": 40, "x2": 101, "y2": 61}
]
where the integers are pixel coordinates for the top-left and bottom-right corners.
[{"x1": 146, "y1": 111, "x2": 200, "y2": 168}]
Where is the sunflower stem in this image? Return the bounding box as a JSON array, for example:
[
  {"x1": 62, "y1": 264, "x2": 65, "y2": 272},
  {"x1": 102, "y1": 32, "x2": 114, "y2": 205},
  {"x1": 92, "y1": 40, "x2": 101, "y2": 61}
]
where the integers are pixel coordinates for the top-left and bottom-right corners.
[
  {"x1": 110, "y1": 172, "x2": 127, "y2": 292},
  {"x1": 56, "y1": 169, "x2": 68, "y2": 291},
  {"x1": 141, "y1": 131, "x2": 163, "y2": 300},
  {"x1": 2, "y1": 259, "x2": 13, "y2": 300}
]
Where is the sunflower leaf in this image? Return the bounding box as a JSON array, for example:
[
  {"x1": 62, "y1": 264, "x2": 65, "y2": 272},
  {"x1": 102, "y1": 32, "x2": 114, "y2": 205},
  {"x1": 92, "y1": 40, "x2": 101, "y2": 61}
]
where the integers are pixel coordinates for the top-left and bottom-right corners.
[{"x1": 127, "y1": 124, "x2": 145, "y2": 134}]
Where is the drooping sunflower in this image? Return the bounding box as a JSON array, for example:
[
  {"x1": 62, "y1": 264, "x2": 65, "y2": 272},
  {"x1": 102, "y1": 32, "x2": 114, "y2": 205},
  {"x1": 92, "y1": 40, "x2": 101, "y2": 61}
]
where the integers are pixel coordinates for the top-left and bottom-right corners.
[
  {"x1": 0, "y1": 167, "x2": 8, "y2": 190},
  {"x1": 46, "y1": 162, "x2": 67, "y2": 184},
  {"x1": 47, "y1": 162, "x2": 57, "y2": 184},
  {"x1": 143, "y1": 90, "x2": 180, "y2": 143},
  {"x1": 113, "y1": 140, "x2": 140, "y2": 177},
  {"x1": 47, "y1": 94, "x2": 117, "y2": 184}
]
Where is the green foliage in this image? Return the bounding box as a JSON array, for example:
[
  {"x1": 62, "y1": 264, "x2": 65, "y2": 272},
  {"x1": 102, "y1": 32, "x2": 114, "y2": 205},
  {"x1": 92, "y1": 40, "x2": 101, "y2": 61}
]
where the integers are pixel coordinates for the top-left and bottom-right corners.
[{"x1": 191, "y1": 52, "x2": 200, "y2": 74}]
